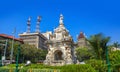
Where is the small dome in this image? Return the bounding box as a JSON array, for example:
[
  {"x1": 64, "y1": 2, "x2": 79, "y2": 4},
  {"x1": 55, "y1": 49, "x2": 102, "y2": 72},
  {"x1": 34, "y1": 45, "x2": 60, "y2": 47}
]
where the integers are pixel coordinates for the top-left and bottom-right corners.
[{"x1": 78, "y1": 32, "x2": 85, "y2": 39}]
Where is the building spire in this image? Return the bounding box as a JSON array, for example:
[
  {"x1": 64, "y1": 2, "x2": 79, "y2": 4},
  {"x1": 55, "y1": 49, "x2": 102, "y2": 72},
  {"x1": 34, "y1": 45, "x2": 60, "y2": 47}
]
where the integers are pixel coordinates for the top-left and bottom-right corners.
[
  {"x1": 59, "y1": 14, "x2": 64, "y2": 25},
  {"x1": 36, "y1": 16, "x2": 41, "y2": 33},
  {"x1": 27, "y1": 17, "x2": 31, "y2": 33},
  {"x1": 78, "y1": 32, "x2": 85, "y2": 40}
]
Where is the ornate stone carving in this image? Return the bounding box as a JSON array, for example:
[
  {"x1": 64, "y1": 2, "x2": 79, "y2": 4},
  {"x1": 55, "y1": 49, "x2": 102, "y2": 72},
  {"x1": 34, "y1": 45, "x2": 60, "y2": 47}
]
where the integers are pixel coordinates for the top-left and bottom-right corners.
[{"x1": 44, "y1": 14, "x2": 77, "y2": 66}]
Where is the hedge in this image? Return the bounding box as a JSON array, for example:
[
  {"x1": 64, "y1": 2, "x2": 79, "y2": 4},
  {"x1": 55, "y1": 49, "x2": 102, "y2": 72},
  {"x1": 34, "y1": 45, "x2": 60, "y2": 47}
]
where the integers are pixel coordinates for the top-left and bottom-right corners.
[{"x1": 0, "y1": 64, "x2": 96, "y2": 72}]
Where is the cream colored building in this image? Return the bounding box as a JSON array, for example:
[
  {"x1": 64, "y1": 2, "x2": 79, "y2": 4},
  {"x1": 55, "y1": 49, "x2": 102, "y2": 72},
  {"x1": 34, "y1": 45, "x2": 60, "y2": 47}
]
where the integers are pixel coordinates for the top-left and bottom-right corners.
[
  {"x1": 19, "y1": 32, "x2": 47, "y2": 49},
  {"x1": 44, "y1": 14, "x2": 77, "y2": 66},
  {"x1": 42, "y1": 31, "x2": 52, "y2": 40}
]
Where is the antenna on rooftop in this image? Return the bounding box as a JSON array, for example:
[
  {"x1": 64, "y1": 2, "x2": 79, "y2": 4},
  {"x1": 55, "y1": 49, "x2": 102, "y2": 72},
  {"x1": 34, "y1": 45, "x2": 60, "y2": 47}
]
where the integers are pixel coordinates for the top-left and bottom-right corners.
[
  {"x1": 36, "y1": 16, "x2": 41, "y2": 33},
  {"x1": 27, "y1": 17, "x2": 31, "y2": 33}
]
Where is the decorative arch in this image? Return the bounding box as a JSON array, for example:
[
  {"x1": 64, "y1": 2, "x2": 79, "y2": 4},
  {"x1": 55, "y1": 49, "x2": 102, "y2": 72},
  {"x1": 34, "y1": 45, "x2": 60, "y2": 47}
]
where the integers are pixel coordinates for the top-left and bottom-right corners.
[{"x1": 54, "y1": 50, "x2": 63, "y2": 60}]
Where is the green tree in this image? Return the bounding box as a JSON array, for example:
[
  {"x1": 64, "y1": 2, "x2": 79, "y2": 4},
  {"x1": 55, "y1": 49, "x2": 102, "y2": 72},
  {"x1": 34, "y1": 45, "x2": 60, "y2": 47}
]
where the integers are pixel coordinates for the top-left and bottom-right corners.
[
  {"x1": 20, "y1": 44, "x2": 47, "y2": 63},
  {"x1": 87, "y1": 33, "x2": 110, "y2": 60},
  {"x1": 0, "y1": 40, "x2": 19, "y2": 60},
  {"x1": 0, "y1": 40, "x2": 8, "y2": 57},
  {"x1": 75, "y1": 47, "x2": 94, "y2": 61},
  {"x1": 112, "y1": 42, "x2": 120, "y2": 50},
  {"x1": 0, "y1": 40, "x2": 48, "y2": 63}
]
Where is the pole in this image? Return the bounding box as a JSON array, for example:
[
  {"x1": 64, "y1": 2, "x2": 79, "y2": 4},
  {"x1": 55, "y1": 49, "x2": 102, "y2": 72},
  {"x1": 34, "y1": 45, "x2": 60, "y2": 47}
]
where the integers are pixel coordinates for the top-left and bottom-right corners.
[
  {"x1": 15, "y1": 45, "x2": 20, "y2": 72},
  {"x1": 10, "y1": 28, "x2": 16, "y2": 63},
  {"x1": 3, "y1": 40, "x2": 8, "y2": 60},
  {"x1": 10, "y1": 35, "x2": 14, "y2": 63},
  {"x1": 106, "y1": 47, "x2": 110, "y2": 72}
]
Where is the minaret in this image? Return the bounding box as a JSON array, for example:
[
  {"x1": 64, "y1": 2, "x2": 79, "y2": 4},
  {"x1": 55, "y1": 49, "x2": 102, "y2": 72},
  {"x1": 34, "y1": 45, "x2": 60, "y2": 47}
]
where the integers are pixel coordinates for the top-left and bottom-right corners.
[
  {"x1": 36, "y1": 16, "x2": 41, "y2": 33},
  {"x1": 59, "y1": 14, "x2": 64, "y2": 26},
  {"x1": 27, "y1": 17, "x2": 31, "y2": 33}
]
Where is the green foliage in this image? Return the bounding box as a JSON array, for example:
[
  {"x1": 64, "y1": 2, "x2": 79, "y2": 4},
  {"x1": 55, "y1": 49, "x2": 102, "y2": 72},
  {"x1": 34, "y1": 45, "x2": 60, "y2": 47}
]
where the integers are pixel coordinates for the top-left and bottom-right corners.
[
  {"x1": 60, "y1": 64, "x2": 96, "y2": 72},
  {"x1": 1, "y1": 64, "x2": 96, "y2": 72},
  {"x1": 85, "y1": 59, "x2": 108, "y2": 72},
  {"x1": 112, "y1": 63, "x2": 120, "y2": 72},
  {"x1": 20, "y1": 44, "x2": 48, "y2": 63},
  {"x1": 109, "y1": 50, "x2": 120, "y2": 65},
  {"x1": 0, "y1": 40, "x2": 9, "y2": 58},
  {"x1": 0, "y1": 68, "x2": 9, "y2": 72},
  {"x1": 112, "y1": 42, "x2": 120, "y2": 48},
  {"x1": 0, "y1": 40, "x2": 48, "y2": 63},
  {"x1": 75, "y1": 47, "x2": 94, "y2": 61},
  {"x1": 87, "y1": 33, "x2": 110, "y2": 60},
  {"x1": 109, "y1": 51, "x2": 120, "y2": 71}
]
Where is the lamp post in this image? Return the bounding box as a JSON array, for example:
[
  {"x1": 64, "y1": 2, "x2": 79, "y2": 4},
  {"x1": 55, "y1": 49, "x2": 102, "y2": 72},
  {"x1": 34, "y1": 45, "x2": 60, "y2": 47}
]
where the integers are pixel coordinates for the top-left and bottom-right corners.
[
  {"x1": 15, "y1": 45, "x2": 20, "y2": 72},
  {"x1": 10, "y1": 28, "x2": 16, "y2": 63},
  {"x1": 3, "y1": 40, "x2": 8, "y2": 60}
]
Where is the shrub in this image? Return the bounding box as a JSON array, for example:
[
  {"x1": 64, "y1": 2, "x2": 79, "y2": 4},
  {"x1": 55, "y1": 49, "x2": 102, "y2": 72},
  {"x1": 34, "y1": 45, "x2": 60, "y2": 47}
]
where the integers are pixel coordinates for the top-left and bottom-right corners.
[
  {"x1": 60, "y1": 64, "x2": 96, "y2": 72},
  {"x1": 2, "y1": 64, "x2": 96, "y2": 72},
  {"x1": 0, "y1": 68, "x2": 15, "y2": 72},
  {"x1": 112, "y1": 63, "x2": 120, "y2": 72},
  {"x1": 85, "y1": 59, "x2": 107, "y2": 72}
]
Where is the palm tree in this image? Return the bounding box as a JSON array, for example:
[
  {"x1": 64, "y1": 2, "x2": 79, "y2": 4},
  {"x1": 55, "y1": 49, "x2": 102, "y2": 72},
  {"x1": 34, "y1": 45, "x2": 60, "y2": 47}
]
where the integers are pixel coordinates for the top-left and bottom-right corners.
[
  {"x1": 113, "y1": 42, "x2": 120, "y2": 49},
  {"x1": 87, "y1": 33, "x2": 110, "y2": 60}
]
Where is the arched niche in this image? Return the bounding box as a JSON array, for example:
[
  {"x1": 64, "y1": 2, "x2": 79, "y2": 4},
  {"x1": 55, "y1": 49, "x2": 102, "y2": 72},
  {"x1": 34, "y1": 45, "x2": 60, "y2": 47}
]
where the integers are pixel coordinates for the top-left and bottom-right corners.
[{"x1": 54, "y1": 50, "x2": 63, "y2": 60}]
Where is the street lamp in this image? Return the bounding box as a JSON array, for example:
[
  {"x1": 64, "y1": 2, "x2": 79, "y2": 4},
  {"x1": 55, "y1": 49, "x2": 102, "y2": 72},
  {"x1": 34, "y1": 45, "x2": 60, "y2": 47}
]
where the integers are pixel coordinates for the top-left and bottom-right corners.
[
  {"x1": 15, "y1": 45, "x2": 20, "y2": 72},
  {"x1": 3, "y1": 40, "x2": 8, "y2": 60},
  {"x1": 10, "y1": 28, "x2": 16, "y2": 63}
]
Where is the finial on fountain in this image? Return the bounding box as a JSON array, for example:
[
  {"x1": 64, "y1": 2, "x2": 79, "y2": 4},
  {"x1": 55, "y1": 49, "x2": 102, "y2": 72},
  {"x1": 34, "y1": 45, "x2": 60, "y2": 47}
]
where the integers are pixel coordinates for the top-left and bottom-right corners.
[{"x1": 59, "y1": 14, "x2": 64, "y2": 24}]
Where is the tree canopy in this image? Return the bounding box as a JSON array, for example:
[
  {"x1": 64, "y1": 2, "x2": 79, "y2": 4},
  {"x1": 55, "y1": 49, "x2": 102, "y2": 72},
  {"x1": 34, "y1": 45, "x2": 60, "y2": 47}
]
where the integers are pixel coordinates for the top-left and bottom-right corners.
[
  {"x1": 0, "y1": 40, "x2": 47, "y2": 63},
  {"x1": 87, "y1": 33, "x2": 110, "y2": 60}
]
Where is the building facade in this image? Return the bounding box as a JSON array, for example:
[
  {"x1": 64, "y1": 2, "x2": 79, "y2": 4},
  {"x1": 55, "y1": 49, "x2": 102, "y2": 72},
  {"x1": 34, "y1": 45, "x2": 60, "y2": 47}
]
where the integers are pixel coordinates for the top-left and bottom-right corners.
[
  {"x1": 44, "y1": 14, "x2": 77, "y2": 66},
  {"x1": 19, "y1": 32, "x2": 47, "y2": 49},
  {"x1": 42, "y1": 31, "x2": 52, "y2": 40},
  {"x1": 19, "y1": 16, "x2": 47, "y2": 49}
]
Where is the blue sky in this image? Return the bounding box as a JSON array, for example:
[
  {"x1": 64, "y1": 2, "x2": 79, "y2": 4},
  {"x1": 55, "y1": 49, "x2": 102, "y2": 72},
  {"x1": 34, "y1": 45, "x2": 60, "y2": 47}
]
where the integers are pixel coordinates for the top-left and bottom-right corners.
[{"x1": 0, "y1": 0, "x2": 120, "y2": 44}]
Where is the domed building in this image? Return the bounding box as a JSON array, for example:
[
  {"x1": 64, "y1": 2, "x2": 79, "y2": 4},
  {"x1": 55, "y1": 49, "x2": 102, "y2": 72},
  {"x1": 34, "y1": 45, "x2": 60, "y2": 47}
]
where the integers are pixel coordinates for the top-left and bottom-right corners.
[{"x1": 44, "y1": 14, "x2": 77, "y2": 66}]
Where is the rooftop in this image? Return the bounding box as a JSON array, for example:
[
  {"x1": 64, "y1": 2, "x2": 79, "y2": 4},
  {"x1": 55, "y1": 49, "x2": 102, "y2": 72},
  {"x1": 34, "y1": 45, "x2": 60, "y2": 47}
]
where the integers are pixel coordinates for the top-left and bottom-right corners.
[
  {"x1": 78, "y1": 32, "x2": 85, "y2": 39},
  {"x1": 0, "y1": 34, "x2": 23, "y2": 43}
]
